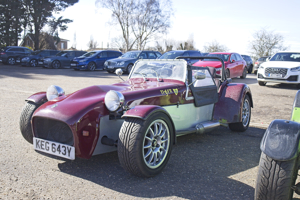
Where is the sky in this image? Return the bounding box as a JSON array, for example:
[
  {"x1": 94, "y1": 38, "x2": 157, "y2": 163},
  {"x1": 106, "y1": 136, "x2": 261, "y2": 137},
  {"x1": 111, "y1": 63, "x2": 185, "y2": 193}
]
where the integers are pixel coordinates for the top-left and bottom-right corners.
[{"x1": 52, "y1": 0, "x2": 300, "y2": 55}]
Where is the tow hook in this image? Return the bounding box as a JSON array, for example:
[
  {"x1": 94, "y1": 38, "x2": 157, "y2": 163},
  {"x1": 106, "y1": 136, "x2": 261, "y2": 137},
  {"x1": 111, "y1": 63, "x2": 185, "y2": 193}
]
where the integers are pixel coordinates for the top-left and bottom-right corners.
[{"x1": 292, "y1": 183, "x2": 300, "y2": 195}]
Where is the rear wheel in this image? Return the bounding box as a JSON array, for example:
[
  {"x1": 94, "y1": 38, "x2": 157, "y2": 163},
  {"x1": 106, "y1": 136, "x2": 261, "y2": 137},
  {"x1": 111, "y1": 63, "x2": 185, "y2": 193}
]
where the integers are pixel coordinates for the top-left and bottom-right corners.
[
  {"x1": 52, "y1": 60, "x2": 61, "y2": 69},
  {"x1": 240, "y1": 67, "x2": 247, "y2": 79},
  {"x1": 19, "y1": 101, "x2": 42, "y2": 144},
  {"x1": 118, "y1": 112, "x2": 174, "y2": 177},
  {"x1": 258, "y1": 81, "x2": 267, "y2": 86},
  {"x1": 29, "y1": 59, "x2": 38, "y2": 67},
  {"x1": 229, "y1": 95, "x2": 251, "y2": 132},
  {"x1": 87, "y1": 62, "x2": 96, "y2": 71},
  {"x1": 7, "y1": 57, "x2": 16, "y2": 65},
  {"x1": 255, "y1": 152, "x2": 298, "y2": 200}
]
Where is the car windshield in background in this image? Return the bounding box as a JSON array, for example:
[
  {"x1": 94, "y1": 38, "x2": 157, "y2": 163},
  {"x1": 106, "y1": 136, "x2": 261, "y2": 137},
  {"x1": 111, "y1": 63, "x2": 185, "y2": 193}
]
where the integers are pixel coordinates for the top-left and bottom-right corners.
[
  {"x1": 203, "y1": 54, "x2": 229, "y2": 62},
  {"x1": 270, "y1": 53, "x2": 300, "y2": 62},
  {"x1": 258, "y1": 57, "x2": 267, "y2": 61},
  {"x1": 82, "y1": 52, "x2": 97, "y2": 57},
  {"x1": 56, "y1": 51, "x2": 66, "y2": 56},
  {"x1": 121, "y1": 52, "x2": 140, "y2": 59},
  {"x1": 31, "y1": 51, "x2": 41, "y2": 55},
  {"x1": 130, "y1": 60, "x2": 186, "y2": 82},
  {"x1": 159, "y1": 51, "x2": 183, "y2": 59}
]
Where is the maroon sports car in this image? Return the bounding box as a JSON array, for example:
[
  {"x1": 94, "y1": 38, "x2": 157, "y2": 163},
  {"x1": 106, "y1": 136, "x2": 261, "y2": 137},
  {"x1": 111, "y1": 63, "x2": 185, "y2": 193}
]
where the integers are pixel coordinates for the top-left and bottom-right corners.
[{"x1": 20, "y1": 57, "x2": 253, "y2": 177}]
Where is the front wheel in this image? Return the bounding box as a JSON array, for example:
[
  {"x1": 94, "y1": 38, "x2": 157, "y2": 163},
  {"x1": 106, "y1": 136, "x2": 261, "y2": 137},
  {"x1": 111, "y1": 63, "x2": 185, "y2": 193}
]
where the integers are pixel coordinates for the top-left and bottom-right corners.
[
  {"x1": 255, "y1": 152, "x2": 298, "y2": 200},
  {"x1": 29, "y1": 59, "x2": 38, "y2": 67},
  {"x1": 87, "y1": 62, "x2": 96, "y2": 71},
  {"x1": 19, "y1": 101, "x2": 42, "y2": 144},
  {"x1": 225, "y1": 69, "x2": 230, "y2": 78},
  {"x1": 118, "y1": 112, "x2": 174, "y2": 177},
  {"x1": 126, "y1": 64, "x2": 133, "y2": 74},
  {"x1": 52, "y1": 60, "x2": 61, "y2": 69},
  {"x1": 229, "y1": 95, "x2": 251, "y2": 132}
]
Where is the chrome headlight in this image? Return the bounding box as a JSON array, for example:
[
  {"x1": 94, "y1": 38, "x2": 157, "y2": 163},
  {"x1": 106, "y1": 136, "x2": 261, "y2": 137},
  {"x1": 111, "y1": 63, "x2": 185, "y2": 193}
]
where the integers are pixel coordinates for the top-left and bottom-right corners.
[
  {"x1": 46, "y1": 85, "x2": 65, "y2": 101},
  {"x1": 117, "y1": 61, "x2": 125, "y2": 66},
  {"x1": 104, "y1": 90, "x2": 125, "y2": 112},
  {"x1": 215, "y1": 68, "x2": 222, "y2": 72},
  {"x1": 79, "y1": 59, "x2": 88, "y2": 62},
  {"x1": 291, "y1": 67, "x2": 300, "y2": 72},
  {"x1": 22, "y1": 57, "x2": 29, "y2": 61},
  {"x1": 259, "y1": 65, "x2": 264, "y2": 69}
]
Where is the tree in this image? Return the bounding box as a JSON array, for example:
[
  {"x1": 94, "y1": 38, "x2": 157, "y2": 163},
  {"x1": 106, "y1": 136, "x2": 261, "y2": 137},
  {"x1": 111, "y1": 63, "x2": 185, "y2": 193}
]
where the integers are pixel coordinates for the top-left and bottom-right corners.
[
  {"x1": 23, "y1": 0, "x2": 78, "y2": 50},
  {"x1": 87, "y1": 36, "x2": 98, "y2": 49},
  {"x1": 176, "y1": 35, "x2": 196, "y2": 50},
  {"x1": 0, "y1": 0, "x2": 24, "y2": 46},
  {"x1": 249, "y1": 27, "x2": 288, "y2": 60},
  {"x1": 39, "y1": 32, "x2": 57, "y2": 50},
  {"x1": 203, "y1": 40, "x2": 229, "y2": 52},
  {"x1": 96, "y1": 0, "x2": 173, "y2": 51}
]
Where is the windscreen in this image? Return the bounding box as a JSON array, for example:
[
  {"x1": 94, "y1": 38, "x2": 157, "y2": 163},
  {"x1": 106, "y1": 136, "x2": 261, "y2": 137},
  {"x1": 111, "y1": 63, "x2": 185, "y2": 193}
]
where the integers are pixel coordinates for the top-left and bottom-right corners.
[
  {"x1": 130, "y1": 60, "x2": 186, "y2": 82},
  {"x1": 31, "y1": 50, "x2": 41, "y2": 55},
  {"x1": 82, "y1": 51, "x2": 97, "y2": 57},
  {"x1": 159, "y1": 51, "x2": 183, "y2": 59},
  {"x1": 121, "y1": 51, "x2": 140, "y2": 59},
  {"x1": 56, "y1": 51, "x2": 65, "y2": 56},
  {"x1": 203, "y1": 54, "x2": 229, "y2": 62},
  {"x1": 270, "y1": 53, "x2": 300, "y2": 62}
]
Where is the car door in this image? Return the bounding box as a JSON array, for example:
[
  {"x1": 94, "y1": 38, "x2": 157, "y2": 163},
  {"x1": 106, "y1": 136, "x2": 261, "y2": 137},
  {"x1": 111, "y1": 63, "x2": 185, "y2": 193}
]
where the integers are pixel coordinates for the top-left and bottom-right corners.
[
  {"x1": 64, "y1": 51, "x2": 75, "y2": 67},
  {"x1": 228, "y1": 54, "x2": 239, "y2": 77},
  {"x1": 234, "y1": 54, "x2": 244, "y2": 76},
  {"x1": 96, "y1": 51, "x2": 108, "y2": 69}
]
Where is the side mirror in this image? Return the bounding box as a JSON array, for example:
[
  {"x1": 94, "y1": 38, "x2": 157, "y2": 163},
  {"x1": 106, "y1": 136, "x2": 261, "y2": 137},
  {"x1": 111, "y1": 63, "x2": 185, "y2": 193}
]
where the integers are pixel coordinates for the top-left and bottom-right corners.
[
  {"x1": 188, "y1": 71, "x2": 206, "y2": 86},
  {"x1": 231, "y1": 59, "x2": 235, "y2": 63},
  {"x1": 194, "y1": 71, "x2": 206, "y2": 80},
  {"x1": 115, "y1": 69, "x2": 124, "y2": 81}
]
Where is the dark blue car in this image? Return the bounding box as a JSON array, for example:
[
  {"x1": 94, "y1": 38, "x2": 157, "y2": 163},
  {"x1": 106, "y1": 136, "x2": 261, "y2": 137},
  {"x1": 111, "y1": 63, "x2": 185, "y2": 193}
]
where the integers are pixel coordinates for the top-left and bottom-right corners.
[
  {"x1": 71, "y1": 50, "x2": 122, "y2": 71},
  {"x1": 104, "y1": 50, "x2": 161, "y2": 73},
  {"x1": 21, "y1": 50, "x2": 59, "y2": 67},
  {"x1": 158, "y1": 50, "x2": 202, "y2": 65}
]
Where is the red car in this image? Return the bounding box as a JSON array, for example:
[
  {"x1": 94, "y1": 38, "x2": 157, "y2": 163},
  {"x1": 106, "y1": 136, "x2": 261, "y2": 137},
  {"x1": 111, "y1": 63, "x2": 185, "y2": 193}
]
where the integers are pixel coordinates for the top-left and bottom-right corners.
[
  {"x1": 193, "y1": 52, "x2": 247, "y2": 79},
  {"x1": 19, "y1": 58, "x2": 253, "y2": 177}
]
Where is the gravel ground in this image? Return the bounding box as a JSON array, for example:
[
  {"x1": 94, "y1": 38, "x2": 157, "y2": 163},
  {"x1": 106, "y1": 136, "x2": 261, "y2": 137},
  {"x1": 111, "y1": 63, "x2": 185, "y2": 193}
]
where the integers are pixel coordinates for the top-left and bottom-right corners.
[{"x1": 0, "y1": 65, "x2": 299, "y2": 199}]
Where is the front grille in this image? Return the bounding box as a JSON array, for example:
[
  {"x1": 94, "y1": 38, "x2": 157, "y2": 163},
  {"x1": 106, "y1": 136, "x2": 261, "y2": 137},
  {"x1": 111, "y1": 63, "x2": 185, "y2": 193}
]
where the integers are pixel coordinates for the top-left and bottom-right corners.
[
  {"x1": 264, "y1": 67, "x2": 288, "y2": 77},
  {"x1": 107, "y1": 61, "x2": 116, "y2": 67},
  {"x1": 33, "y1": 117, "x2": 74, "y2": 146}
]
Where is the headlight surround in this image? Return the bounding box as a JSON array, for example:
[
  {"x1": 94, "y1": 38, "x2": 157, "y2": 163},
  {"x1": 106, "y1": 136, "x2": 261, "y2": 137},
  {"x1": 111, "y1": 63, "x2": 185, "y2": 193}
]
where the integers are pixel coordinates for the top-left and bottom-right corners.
[
  {"x1": 259, "y1": 65, "x2": 264, "y2": 69},
  {"x1": 215, "y1": 67, "x2": 222, "y2": 72},
  {"x1": 104, "y1": 90, "x2": 125, "y2": 112},
  {"x1": 44, "y1": 58, "x2": 51, "y2": 62},
  {"x1": 117, "y1": 61, "x2": 125, "y2": 66},
  {"x1": 79, "y1": 59, "x2": 88, "y2": 62},
  {"x1": 46, "y1": 85, "x2": 65, "y2": 101},
  {"x1": 22, "y1": 57, "x2": 29, "y2": 61},
  {"x1": 291, "y1": 67, "x2": 300, "y2": 72}
]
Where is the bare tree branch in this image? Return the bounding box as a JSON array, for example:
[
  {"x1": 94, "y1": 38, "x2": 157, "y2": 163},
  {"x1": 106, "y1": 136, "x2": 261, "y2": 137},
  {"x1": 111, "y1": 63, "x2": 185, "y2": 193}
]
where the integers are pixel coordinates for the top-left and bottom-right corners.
[{"x1": 203, "y1": 40, "x2": 229, "y2": 52}]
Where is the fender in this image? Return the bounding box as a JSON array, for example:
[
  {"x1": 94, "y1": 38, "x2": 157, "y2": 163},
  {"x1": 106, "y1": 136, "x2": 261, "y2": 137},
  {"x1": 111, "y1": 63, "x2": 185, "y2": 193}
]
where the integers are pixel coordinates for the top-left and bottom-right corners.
[
  {"x1": 261, "y1": 119, "x2": 300, "y2": 161},
  {"x1": 213, "y1": 83, "x2": 253, "y2": 123},
  {"x1": 291, "y1": 90, "x2": 300, "y2": 122},
  {"x1": 26, "y1": 92, "x2": 47, "y2": 104},
  {"x1": 122, "y1": 105, "x2": 177, "y2": 144}
]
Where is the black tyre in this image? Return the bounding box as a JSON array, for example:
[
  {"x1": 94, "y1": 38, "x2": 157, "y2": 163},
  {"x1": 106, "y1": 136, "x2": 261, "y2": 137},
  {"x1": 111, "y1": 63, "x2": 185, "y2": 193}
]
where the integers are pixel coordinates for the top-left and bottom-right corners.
[
  {"x1": 52, "y1": 60, "x2": 61, "y2": 69},
  {"x1": 225, "y1": 69, "x2": 230, "y2": 78},
  {"x1": 7, "y1": 57, "x2": 16, "y2": 65},
  {"x1": 19, "y1": 101, "x2": 42, "y2": 144},
  {"x1": 126, "y1": 64, "x2": 133, "y2": 74},
  {"x1": 229, "y1": 95, "x2": 251, "y2": 132},
  {"x1": 254, "y1": 152, "x2": 298, "y2": 200},
  {"x1": 107, "y1": 70, "x2": 114, "y2": 73},
  {"x1": 118, "y1": 112, "x2": 174, "y2": 177},
  {"x1": 87, "y1": 62, "x2": 96, "y2": 71},
  {"x1": 29, "y1": 59, "x2": 38, "y2": 67},
  {"x1": 248, "y1": 65, "x2": 253, "y2": 74},
  {"x1": 240, "y1": 67, "x2": 247, "y2": 79},
  {"x1": 258, "y1": 81, "x2": 267, "y2": 86},
  {"x1": 74, "y1": 68, "x2": 79, "y2": 71}
]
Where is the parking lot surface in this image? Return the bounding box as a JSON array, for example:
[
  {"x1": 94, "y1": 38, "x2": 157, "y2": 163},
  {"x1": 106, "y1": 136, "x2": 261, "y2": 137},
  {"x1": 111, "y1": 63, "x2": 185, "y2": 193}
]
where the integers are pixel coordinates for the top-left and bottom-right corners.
[{"x1": 0, "y1": 64, "x2": 299, "y2": 199}]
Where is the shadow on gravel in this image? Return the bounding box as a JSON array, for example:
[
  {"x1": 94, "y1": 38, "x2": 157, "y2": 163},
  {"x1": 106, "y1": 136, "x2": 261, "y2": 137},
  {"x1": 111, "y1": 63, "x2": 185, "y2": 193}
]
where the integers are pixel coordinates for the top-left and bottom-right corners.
[
  {"x1": 0, "y1": 64, "x2": 126, "y2": 79},
  {"x1": 58, "y1": 126, "x2": 265, "y2": 200}
]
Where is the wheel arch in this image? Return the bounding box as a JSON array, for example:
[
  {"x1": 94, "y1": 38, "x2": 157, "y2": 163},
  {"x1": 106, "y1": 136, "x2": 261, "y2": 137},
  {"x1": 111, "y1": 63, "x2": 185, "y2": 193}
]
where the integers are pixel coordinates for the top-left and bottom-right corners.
[
  {"x1": 213, "y1": 83, "x2": 253, "y2": 124},
  {"x1": 260, "y1": 119, "x2": 300, "y2": 161},
  {"x1": 122, "y1": 105, "x2": 177, "y2": 144},
  {"x1": 26, "y1": 92, "x2": 47, "y2": 105}
]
